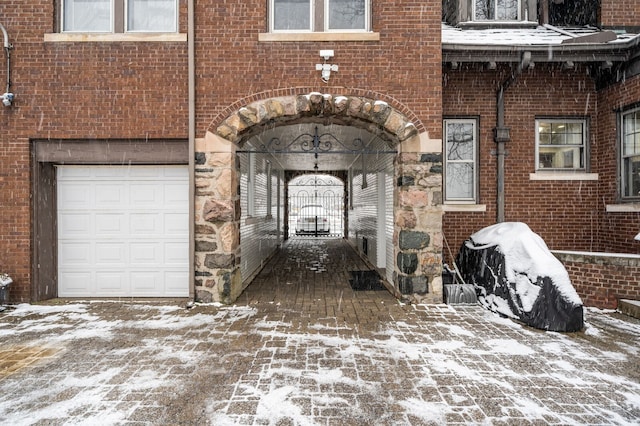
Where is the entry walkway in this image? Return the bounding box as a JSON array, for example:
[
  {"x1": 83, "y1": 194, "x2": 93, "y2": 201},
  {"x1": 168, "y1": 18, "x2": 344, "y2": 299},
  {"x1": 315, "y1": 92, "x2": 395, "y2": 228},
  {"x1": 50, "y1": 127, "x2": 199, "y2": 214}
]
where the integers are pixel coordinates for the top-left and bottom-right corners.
[
  {"x1": 0, "y1": 239, "x2": 639, "y2": 424},
  {"x1": 239, "y1": 238, "x2": 397, "y2": 321}
]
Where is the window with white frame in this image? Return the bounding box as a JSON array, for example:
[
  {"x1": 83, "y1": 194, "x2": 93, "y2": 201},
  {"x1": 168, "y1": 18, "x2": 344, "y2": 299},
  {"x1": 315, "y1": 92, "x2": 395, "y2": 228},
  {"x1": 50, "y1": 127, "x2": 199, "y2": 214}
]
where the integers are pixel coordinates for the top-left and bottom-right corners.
[
  {"x1": 536, "y1": 119, "x2": 587, "y2": 170},
  {"x1": 474, "y1": 0, "x2": 520, "y2": 21},
  {"x1": 62, "y1": 0, "x2": 177, "y2": 33},
  {"x1": 444, "y1": 119, "x2": 478, "y2": 202},
  {"x1": 621, "y1": 107, "x2": 640, "y2": 199},
  {"x1": 270, "y1": 0, "x2": 368, "y2": 32}
]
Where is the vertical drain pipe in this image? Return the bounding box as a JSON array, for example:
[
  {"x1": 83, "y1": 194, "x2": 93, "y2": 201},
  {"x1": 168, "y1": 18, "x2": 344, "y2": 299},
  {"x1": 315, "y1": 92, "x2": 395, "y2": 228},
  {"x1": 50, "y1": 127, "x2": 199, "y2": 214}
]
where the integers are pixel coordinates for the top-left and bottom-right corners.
[
  {"x1": 0, "y1": 23, "x2": 14, "y2": 106},
  {"x1": 188, "y1": 0, "x2": 196, "y2": 299},
  {"x1": 494, "y1": 51, "x2": 531, "y2": 223}
]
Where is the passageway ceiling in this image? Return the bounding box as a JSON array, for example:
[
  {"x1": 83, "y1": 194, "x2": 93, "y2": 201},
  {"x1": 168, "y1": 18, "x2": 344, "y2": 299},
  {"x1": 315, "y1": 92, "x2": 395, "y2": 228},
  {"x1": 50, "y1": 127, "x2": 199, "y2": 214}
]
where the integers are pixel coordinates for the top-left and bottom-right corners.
[{"x1": 243, "y1": 123, "x2": 396, "y2": 172}]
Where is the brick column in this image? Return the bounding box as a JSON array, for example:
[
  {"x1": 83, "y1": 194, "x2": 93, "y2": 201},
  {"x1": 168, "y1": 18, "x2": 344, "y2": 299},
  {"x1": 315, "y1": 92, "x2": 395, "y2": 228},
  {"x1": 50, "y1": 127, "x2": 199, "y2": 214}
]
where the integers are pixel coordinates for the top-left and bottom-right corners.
[
  {"x1": 194, "y1": 132, "x2": 241, "y2": 303},
  {"x1": 395, "y1": 132, "x2": 444, "y2": 304}
]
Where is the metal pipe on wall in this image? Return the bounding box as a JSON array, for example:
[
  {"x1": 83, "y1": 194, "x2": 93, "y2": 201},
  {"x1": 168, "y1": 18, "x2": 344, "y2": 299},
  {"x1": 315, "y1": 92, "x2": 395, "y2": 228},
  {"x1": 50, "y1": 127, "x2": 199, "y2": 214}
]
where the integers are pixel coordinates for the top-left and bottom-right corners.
[
  {"x1": 494, "y1": 51, "x2": 531, "y2": 223},
  {"x1": 188, "y1": 0, "x2": 196, "y2": 299}
]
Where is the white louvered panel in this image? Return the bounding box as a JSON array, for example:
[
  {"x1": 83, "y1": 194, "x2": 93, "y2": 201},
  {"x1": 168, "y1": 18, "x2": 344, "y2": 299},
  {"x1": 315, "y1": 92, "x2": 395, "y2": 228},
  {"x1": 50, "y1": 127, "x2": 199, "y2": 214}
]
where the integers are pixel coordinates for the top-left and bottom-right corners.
[{"x1": 239, "y1": 153, "x2": 284, "y2": 282}]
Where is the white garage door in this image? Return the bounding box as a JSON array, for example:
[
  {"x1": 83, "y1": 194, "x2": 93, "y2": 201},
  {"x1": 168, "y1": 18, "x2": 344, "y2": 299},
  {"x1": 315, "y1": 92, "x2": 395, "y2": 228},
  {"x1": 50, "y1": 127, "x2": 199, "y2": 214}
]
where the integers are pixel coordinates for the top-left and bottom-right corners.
[{"x1": 57, "y1": 166, "x2": 189, "y2": 297}]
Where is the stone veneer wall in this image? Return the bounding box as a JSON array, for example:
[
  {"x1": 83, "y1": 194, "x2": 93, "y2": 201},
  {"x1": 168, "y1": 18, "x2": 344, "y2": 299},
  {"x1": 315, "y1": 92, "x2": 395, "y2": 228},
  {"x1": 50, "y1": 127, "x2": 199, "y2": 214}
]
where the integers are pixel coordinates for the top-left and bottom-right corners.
[
  {"x1": 553, "y1": 251, "x2": 640, "y2": 309},
  {"x1": 197, "y1": 92, "x2": 443, "y2": 304},
  {"x1": 395, "y1": 152, "x2": 444, "y2": 304}
]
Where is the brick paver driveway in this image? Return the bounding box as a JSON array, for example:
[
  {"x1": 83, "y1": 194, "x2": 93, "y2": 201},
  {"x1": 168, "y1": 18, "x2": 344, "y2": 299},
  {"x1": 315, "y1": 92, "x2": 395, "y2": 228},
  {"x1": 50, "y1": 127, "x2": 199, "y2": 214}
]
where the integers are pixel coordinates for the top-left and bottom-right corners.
[{"x1": 0, "y1": 239, "x2": 639, "y2": 425}]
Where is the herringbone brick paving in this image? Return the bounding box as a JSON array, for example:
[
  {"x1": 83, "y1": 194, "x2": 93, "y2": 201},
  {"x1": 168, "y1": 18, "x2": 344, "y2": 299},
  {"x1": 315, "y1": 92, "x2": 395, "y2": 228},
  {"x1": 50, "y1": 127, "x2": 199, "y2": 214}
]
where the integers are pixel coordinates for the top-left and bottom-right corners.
[{"x1": 0, "y1": 238, "x2": 638, "y2": 425}]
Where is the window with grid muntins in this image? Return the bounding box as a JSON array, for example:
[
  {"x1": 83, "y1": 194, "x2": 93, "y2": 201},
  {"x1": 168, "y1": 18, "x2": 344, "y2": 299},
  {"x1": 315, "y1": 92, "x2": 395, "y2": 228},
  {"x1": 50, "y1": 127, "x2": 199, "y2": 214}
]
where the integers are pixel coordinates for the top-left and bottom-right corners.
[{"x1": 536, "y1": 119, "x2": 586, "y2": 170}]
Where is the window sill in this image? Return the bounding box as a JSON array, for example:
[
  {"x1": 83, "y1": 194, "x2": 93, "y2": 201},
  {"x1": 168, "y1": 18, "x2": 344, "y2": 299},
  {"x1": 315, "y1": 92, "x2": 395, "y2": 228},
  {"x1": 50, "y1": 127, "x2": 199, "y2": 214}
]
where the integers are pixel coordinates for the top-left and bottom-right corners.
[
  {"x1": 606, "y1": 203, "x2": 640, "y2": 213},
  {"x1": 44, "y1": 33, "x2": 187, "y2": 43},
  {"x1": 442, "y1": 204, "x2": 487, "y2": 212},
  {"x1": 457, "y1": 21, "x2": 539, "y2": 30},
  {"x1": 529, "y1": 172, "x2": 598, "y2": 181},
  {"x1": 258, "y1": 32, "x2": 380, "y2": 42}
]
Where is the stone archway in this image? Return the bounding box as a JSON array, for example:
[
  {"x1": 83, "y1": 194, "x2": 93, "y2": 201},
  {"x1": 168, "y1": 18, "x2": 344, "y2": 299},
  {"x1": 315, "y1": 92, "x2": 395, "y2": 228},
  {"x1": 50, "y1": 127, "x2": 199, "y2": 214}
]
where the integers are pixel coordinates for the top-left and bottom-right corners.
[{"x1": 194, "y1": 92, "x2": 443, "y2": 304}]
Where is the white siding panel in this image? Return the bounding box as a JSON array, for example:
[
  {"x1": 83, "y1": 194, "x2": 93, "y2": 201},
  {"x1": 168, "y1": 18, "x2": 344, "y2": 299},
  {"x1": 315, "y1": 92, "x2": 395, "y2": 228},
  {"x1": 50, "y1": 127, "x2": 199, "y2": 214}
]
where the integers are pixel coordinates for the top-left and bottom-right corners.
[
  {"x1": 239, "y1": 154, "x2": 284, "y2": 282},
  {"x1": 348, "y1": 154, "x2": 395, "y2": 274}
]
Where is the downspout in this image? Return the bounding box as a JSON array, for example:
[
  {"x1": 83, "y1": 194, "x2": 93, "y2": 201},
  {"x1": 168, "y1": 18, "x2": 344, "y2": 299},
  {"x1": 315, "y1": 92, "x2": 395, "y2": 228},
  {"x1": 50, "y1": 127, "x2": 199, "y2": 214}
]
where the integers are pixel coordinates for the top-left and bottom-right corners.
[
  {"x1": 0, "y1": 22, "x2": 14, "y2": 106},
  {"x1": 493, "y1": 51, "x2": 531, "y2": 223},
  {"x1": 188, "y1": 0, "x2": 196, "y2": 299}
]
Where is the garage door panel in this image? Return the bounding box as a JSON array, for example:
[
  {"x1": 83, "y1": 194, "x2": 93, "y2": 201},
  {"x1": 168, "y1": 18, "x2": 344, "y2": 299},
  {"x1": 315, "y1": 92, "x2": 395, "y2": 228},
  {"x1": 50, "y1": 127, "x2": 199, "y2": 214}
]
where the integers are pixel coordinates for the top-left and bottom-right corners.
[
  {"x1": 59, "y1": 213, "x2": 91, "y2": 236},
  {"x1": 95, "y1": 243, "x2": 127, "y2": 265},
  {"x1": 130, "y1": 243, "x2": 160, "y2": 264},
  {"x1": 95, "y1": 184, "x2": 126, "y2": 208},
  {"x1": 95, "y1": 272, "x2": 128, "y2": 293},
  {"x1": 164, "y1": 213, "x2": 188, "y2": 234},
  {"x1": 58, "y1": 184, "x2": 94, "y2": 208},
  {"x1": 130, "y1": 183, "x2": 161, "y2": 205},
  {"x1": 164, "y1": 184, "x2": 189, "y2": 207},
  {"x1": 95, "y1": 213, "x2": 127, "y2": 236},
  {"x1": 59, "y1": 242, "x2": 92, "y2": 265},
  {"x1": 130, "y1": 213, "x2": 162, "y2": 235},
  {"x1": 164, "y1": 242, "x2": 189, "y2": 264},
  {"x1": 164, "y1": 271, "x2": 190, "y2": 295},
  {"x1": 58, "y1": 272, "x2": 93, "y2": 295},
  {"x1": 57, "y1": 165, "x2": 189, "y2": 298},
  {"x1": 130, "y1": 271, "x2": 161, "y2": 294}
]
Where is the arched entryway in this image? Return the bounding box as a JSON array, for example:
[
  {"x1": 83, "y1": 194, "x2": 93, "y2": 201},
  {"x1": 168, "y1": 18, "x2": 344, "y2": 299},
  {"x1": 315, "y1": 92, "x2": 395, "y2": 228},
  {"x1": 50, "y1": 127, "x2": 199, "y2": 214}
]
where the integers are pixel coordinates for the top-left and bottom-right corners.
[{"x1": 194, "y1": 92, "x2": 443, "y2": 304}]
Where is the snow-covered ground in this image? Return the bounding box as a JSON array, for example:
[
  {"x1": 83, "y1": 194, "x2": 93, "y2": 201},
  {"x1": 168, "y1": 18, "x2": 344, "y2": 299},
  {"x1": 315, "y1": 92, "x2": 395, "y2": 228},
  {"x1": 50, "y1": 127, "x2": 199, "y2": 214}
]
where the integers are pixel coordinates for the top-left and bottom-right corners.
[{"x1": 0, "y1": 301, "x2": 638, "y2": 425}]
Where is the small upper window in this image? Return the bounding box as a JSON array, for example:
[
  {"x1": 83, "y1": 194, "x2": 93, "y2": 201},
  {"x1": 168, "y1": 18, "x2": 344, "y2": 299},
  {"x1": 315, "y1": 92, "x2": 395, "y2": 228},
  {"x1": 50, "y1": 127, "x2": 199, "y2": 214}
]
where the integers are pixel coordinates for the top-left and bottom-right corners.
[
  {"x1": 536, "y1": 119, "x2": 587, "y2": 170},
  {"x1": 621, "y1": 108, "x2": 640, "y2": 199},
  {"x1": 474, "y1": 0, "x2": 520, "y2": 21},
  {"x1": 62, "y1": 0, "x2": 177, "y2": 33},
  {"x1": 271, "y1": 0, "x2": 369, "y2": 32}
]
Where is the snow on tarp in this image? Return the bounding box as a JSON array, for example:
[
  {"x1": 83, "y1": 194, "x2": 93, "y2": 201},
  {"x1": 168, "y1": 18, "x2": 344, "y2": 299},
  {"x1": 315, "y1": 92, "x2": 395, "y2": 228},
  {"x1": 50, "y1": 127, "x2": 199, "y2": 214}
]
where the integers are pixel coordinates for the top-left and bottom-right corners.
[{"x1": 456, "y1": 222, "x2": 584, "y2": 332}]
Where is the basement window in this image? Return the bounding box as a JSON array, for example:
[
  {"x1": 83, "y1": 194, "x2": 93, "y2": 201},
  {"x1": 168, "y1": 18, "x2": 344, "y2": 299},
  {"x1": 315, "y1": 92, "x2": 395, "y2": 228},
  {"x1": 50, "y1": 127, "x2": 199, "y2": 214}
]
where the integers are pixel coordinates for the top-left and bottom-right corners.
[{"x1": 61, "y1": 0, "x2": 177, "y2": 33}]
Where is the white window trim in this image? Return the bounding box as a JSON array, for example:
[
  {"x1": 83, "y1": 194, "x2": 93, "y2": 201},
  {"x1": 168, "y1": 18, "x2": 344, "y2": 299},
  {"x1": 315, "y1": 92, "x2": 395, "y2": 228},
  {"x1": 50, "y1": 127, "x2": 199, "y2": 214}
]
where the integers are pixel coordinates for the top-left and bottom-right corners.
[
  {"x1": 443, "y1": 118, "x2": 479, "y2": 204},
  {"x1": 529, "y1": 172, "x2": 598, "y2": 181},
  {"x1": 125, "y1": 0, "x2": 178, "y2": 33},
  {"x1": 442, "y1": 204, "x2": 487, "y2": 212},
  {"x1": 45, "y1": 33, "x2": 186, "y2": 42},
  {"x1": 473, "y1": 0, "x2": 522, "y2": 22},
  {"x1": 606, "y1": 203, "x2": 640, "y2": 213},
  {"x1": 535, "y1": 118, "x2": 588, "y2": 172}
]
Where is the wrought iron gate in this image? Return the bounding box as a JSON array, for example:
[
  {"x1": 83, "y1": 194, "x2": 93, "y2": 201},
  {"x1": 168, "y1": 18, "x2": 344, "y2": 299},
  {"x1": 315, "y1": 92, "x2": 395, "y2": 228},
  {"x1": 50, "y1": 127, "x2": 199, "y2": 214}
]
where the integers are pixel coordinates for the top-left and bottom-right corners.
[{"x1": 289, "y1": 175, "x2": 344, "y2": 238}]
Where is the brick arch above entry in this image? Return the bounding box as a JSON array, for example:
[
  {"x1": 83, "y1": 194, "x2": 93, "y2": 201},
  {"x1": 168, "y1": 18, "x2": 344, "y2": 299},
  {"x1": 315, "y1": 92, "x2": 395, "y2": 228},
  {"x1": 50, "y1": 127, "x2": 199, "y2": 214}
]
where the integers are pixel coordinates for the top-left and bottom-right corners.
[{"x1": 208, "y1": 90, "x2": 424, "y2": 148}]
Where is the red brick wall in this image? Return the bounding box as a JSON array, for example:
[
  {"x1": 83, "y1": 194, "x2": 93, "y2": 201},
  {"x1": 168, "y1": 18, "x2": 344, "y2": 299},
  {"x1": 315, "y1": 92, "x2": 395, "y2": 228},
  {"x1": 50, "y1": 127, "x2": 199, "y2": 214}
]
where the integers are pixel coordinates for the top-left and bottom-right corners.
[
  {"x1": 443, "y1": 64, "x2": 605, "y2": 260},
  {"x1": 555, "y1": 252, "x2": 640, "y2": 309},
  {"x1": 600, "y1": 0, "x2": 640, "y2": 30},
  {"x1": 0, "y1": 1, "x2": 443, "y2": 302},
  {"x1": 0, "y1": 2, "x2": 189, "y2": 302},
  {"x1": 195, "y1": 1, "x2": 443, "y2": 137},
  {"x1": 596, "y1": 74, "x2": 640, "y2": 254}
]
